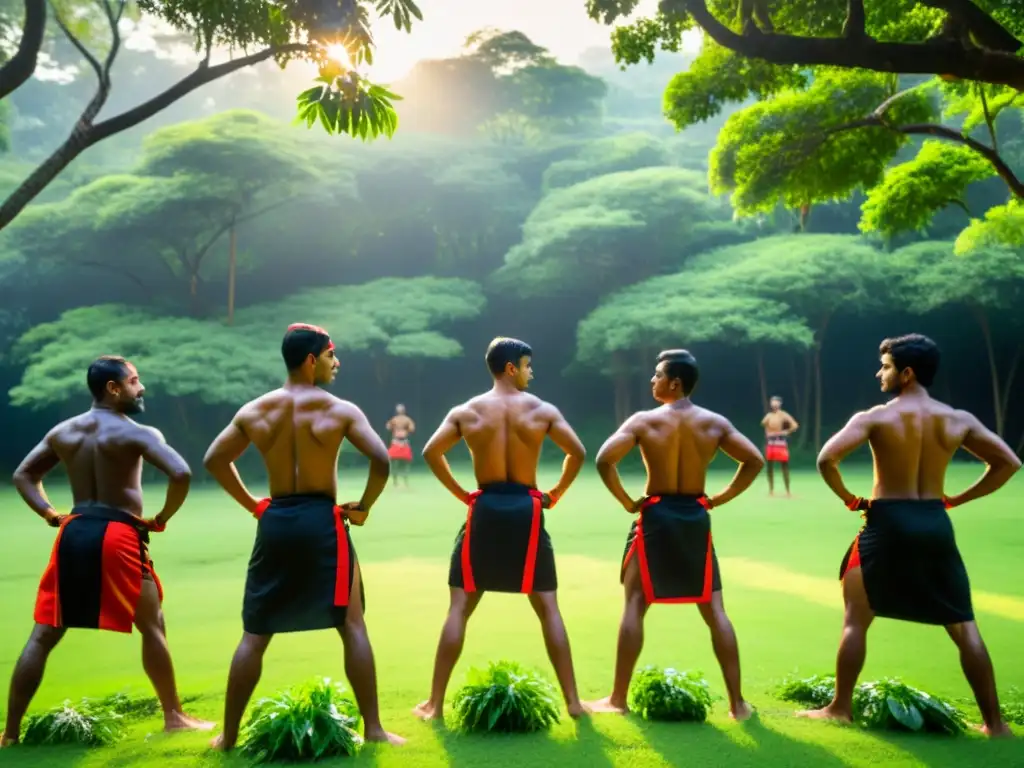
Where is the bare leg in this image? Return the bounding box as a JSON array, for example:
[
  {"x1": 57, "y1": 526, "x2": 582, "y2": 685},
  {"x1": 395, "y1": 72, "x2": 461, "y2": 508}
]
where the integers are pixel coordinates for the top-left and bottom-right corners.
[
  {"x1": 528, "y1": 591, "x2": 587, "y2": 718},
  {"x1": 781, "y1": 462, "x2": 791, "y2": 496},
  {"x1": 210, "y1": 632, "x2": 272, "y2": 750},
  {"x1": 338, "y1": 564, "x2": 404, "y2": 744},
  {"x1": 134, "y1": 580, "x2": 215, "y2": 733},
  {"x1": 798, "y1": 566, "x2": 874, "y2": 723},
  {"x1": 589, "y1": 556, "x2": 647, "y2": 714},
  {"x1": 403, "y1": 461, "x2": 411, "y2": 487},
  {"x1": 413, "y1": 588, "x2": 483, "y2": 720},
  {"x1": 766, "y1": 462, "x2": 775, "y2": 495},
  {"x1": 1, "y1": 624, "x2": 65, "y2": 745},
  {"x1": 697, "y1": 591, "x2": 753, "y2": 720},
  {"x1": 945, "y1": 621, "x2": 1012, "y2": 738}
]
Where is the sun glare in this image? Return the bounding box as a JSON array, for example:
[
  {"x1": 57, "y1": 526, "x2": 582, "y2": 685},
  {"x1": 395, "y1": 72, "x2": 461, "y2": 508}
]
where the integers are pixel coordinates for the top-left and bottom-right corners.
[{"x1": 325, "y1": 43, "x2": 353, "y2": 69}]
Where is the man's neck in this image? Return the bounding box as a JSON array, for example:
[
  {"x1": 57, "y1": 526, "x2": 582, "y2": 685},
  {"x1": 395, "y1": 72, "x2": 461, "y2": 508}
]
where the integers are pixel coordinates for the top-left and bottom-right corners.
[
  {"x1": 894, "y1": 382, "x2": 929, "y2": 400},
  {"x1": 491, "y1": 378, "x2": 520, "y2": 395},
  {"x1": 284, "y1": 375, "x2": 316, "y2": 389},
  {"x1": 662, "y1": 396, "x2": 692, "y2": 409},
  {"x1": 90, "y1": 402, "x2": 122, "y2": 417}
]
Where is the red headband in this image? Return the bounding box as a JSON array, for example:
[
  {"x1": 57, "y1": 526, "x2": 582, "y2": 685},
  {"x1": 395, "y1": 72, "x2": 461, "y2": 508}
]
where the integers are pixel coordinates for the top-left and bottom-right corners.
[{"x1": 287, "y1": 323, "x2": 335, "y2": 351}]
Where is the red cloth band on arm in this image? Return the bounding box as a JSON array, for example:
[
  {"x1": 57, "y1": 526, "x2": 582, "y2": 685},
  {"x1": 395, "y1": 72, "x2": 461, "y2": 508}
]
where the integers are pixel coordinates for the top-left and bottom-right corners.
[
  {"x1": 698, "y1": 495, "x2": 713, "y2": 510},
  {"x1": 253, "y1": 498, "x2": 271, "y2": 520},
  {"x1": 943, "y1": 496, "x2": 953, "y2": 510},
  {"x1": 845, "y1": 497, "x2": 870, "y2": 512}
]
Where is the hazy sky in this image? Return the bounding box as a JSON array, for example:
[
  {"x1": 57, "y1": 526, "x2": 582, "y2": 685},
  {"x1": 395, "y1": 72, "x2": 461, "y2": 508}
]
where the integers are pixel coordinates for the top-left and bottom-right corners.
[{"x1": 366, "y1": 0, "x2": 665, "y2": 79}]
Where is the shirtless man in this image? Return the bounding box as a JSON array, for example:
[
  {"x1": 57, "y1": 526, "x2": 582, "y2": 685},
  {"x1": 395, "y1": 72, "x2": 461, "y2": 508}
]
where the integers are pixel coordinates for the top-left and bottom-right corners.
[
  {"x1": 1, "y1": 355, "x2": 212, "y2": 747},
  {"x1": 761, "y1": 396, "x2": 799, "y2": 497},
  {"x1": 412, "y1": 337, "x2": 588, "y2": 721},
  {"x1": 385, "y1": 404, "x2": 416, "y2": 488},
  {"x1": 202, "y1": 323, "x2": 403, "y2": 750},
  {"x1": 586, "y1": 349, "x2": 764, "y2": 720},
  {"x1": 799, "y1": 334, "x2": 1020, "y2": 738}
]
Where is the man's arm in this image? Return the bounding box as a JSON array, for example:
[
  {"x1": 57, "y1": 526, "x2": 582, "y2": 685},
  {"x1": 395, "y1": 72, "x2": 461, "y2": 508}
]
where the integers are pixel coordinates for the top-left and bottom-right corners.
[
  {"x1": 816, "y1": 411, "x2": 873, "y2": 506},
  {"x1": 595, "y1": 415, "x2": 640, "y2": 512},
  {"x1": 709, "y1": 420, "x2": 765, "y2": 507},
  {"x1": 545, "y1": 405, "x2": 586, "y2": 504},
  {"x1": 948, "y1": 412, "x2": 1022, "y2": 507},
  {"x1": 203, "y1": 409, "x2": 261, "y2": 515},
  {"x1": 138, "y1": 427, "x2": 192, "y2": 527},
  {"x1": 783, "y1": 411, "x2": 800, "y2": 435},
  {"x1": 422, "y1": 408, "x2": 471, "y2": 504},
  {"x1": 343, "y1": 405, "x2": 391, "y2": 516},
  {"x1": 406, "y1": 417, "x2": 416, "y2": 434},
  {"x1": 12, "y1": 431, "x2": 63, "y2": 525}
]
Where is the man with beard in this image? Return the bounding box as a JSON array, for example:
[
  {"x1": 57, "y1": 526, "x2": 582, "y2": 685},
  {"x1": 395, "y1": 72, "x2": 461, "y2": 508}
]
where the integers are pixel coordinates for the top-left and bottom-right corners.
[
  {"x1": 1, "y1": 356, "x2": 212, "y2": 747},
  {"x1": 799, "y1": 334, "x2": 1020, "y2": 738},
  {"x1": 203, "y1": 323, "x2": 403, "y2": 751},
  {"x1": 586, "y1": 349, "x2": 763, "y2": 721},
  {"x1": 412, "y1": 337, "x2": 589, "y2": 721}
]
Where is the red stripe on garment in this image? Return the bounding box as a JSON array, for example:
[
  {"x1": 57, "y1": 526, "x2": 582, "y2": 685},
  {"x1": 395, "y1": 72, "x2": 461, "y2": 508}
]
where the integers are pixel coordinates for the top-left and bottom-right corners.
[
  {"x1": 333, "y1": 506, "x2": 350, "y2": 606},
  {"x1": 33, "y1": 515, "x2": 76, "y2": 627},
  {"x1": 522, "y1": 491, "x2": 544, "y2": 593},
  {"x1": 98, "y1": 521, "x2": 145, "y2": 633},
  {"x1": 461, "y1": 491, "x2": 482, "y2": 592},
  {"x1": 635, "y1": 496, "x2": 660, "y2": 604},
  {"x1": 843, "y1": 535, "x2": 861, "y2": 578}
]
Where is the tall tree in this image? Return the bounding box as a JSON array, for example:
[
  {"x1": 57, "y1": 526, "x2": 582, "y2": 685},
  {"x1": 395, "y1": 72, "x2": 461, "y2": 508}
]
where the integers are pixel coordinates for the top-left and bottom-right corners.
[
  {"x1": 896, "y1": 240, "x2": 1024, "y2": 440},
  {"x1": 490, "y1": 166, "x2": 741, "y2": 300},
  {"x1": 576, "y1": 275, "x2": 813, "y2": 423},
  {"x1": 0, "y1": 0, "x2": 422, "y2": 231}
]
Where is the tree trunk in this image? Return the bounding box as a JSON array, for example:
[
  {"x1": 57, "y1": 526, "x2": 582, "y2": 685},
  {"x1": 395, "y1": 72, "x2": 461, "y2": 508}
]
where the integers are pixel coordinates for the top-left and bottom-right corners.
[
  {"x1": 973, "y1": 306, "x2": 1005, "y2": 435},
  {"x1": 997, "y1": 342, "x2": 1021, "y2": 437},
  {"x1": 373, "y1": 356, "x2": 388, "y2": 387},
  {"x1": 227, "y1": 221, "x2": 237, "y2": 325},
  {"x1": 790, "y1": 350, "x2": 812, "y2": 449},
  {"x1": 813, "y1": 313, "x2": 832, "y2": 451},
  {"x1": 757, "y1": 347, "x2": 769, "y2": 413},
  {"x1": 189, "y1": 272, "x2": 200, "y2": 316}
]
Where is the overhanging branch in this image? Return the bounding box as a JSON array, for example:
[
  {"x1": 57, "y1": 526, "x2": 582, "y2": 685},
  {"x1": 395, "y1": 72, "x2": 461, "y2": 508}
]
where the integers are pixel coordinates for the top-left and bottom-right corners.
[
  {"x1": 0, "y1": 0, "x2": 46, "y2": 99},
  {"x1": 826, "y1": 90, "x2": 1024, "y2": 198},
  {"x1": 674, "y1": 0, "x2": 1024, "y2": 90},
  {"x1": 919, "y1": 1, "x2": 1021, "y2": 53}
]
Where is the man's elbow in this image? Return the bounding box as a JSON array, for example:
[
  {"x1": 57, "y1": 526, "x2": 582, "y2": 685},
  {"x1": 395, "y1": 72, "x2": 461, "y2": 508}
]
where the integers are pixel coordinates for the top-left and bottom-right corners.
[
  {"x1": 169, "y1": 465, "x2": 192, "y2": 484},
  {"x1": 747, "y1": 452, "x2": 766, "y2": 471},
  {"x1": 571, "y1": 443, "x2": 587, "y2": 462},
  {"x1": 816, "y1": 452, "x2": 837, "y2": 474},
  {"x1": 11, "y1": 468, "x2": 29, "y2": 489}
]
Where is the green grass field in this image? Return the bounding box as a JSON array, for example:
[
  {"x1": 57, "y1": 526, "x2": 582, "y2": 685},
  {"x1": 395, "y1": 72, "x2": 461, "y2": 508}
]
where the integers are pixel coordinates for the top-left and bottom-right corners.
[{"x1": 1, "y1": 466, "x2": 1022, "y2": 767}]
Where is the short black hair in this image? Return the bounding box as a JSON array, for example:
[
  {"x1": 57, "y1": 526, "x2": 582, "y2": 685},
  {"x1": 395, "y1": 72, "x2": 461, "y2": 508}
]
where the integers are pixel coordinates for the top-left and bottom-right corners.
[
  {"x1": 282, "y1": 323, "x2": 332, "y2": 372},
  {"x1": 657, "y1": 349, "x2": 699, "y2": 396},
  {"x1": 87, "y1": 355, "x2": 130, "y2": 400},
  {"x1": 770, "y1": 395, "x2": 782, "y2": 402},
  {"x1": 879, "y1": 333, "x2": 940, "y2": 387},
  {"x1": 485, "y1": 337, "x2": 532, "y2": 376}
]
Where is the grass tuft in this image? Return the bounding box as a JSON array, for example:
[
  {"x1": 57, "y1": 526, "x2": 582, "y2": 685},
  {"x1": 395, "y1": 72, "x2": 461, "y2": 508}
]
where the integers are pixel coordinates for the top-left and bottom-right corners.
[
  {"x1": 627, "y1": 666, "x2": 715, "y2": 722},
  {"x1": 450, "y1": 660, "x2": 561, "y2": 734},
  {"x1": 238, "y1": 677, "x2": 362, "y2": 763}
]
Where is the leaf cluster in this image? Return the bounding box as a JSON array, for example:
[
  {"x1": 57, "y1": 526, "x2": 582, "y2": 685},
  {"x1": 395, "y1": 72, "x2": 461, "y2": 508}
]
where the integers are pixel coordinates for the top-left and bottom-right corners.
[
  {"x1": 626, "y1": 666, "x2": 715, "y2": 722},
  {"x1": 450, "y1": 660, "x2": 561, "y2": 734}
]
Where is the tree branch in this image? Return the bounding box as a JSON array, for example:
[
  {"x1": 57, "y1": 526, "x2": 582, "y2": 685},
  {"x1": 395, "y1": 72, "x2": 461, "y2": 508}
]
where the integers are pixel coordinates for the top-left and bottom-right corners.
[
  {"x1": 826, "y1": 91, "x2": 1024, "y2": 198},
  {"x1": 675, "y1": 0, "x2": 1024, "y2": 89},
  {"x1": 919, "y1": 1, "x2": 1021, "y2": 54},
  {"x1": 0, "y1": 0, "x2": 47, "y2": 99},
  {"x1": 49, "y1": 1, "x2": 104, "y2": 83},
  {"x1": 978, "y1": 84, "x2": 999, "y2": 152},
  {"x1": 76, "y1": 259, "x2": 153, "y2": 294},
  {"x1": 843, "y1": 0, "x2": 866, "y2": 39},
  {"x1": 0, "y1": 42, "x2": 310, "y2": 232}
]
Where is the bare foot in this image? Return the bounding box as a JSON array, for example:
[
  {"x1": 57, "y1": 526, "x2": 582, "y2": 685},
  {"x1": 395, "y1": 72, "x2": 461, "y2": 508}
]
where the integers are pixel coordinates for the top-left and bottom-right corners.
[
  {"x1": 210, "y1": 732, "x2": 236, "y2": 751},
  {"x1": 586, "y1": 696, "x2": 628, "y2": 715},
  {"x1": 795, "y1": 706, "x2": 853, "y2": 724},
  {"x1": 0, "y1": 733, "x2": 18, "y2": 748},
  {"x1": 364, "y1": 728, "x2": 406, "y2": 745},
  {"x1": 412, "y1": 701, "x2": 442, "y2": 721},
  {"x1": 567, "y1": 701, "x2": 591, "y2": 719},
  {"x1": 165, "y1": 712, "x2": 216, "y2": 732},
  {"x1": 977, "y1": 723, "x2": 1014, "y2": 739},
  {"x1": 730, "y1": 701, "x2": 755, "y2": 721}
]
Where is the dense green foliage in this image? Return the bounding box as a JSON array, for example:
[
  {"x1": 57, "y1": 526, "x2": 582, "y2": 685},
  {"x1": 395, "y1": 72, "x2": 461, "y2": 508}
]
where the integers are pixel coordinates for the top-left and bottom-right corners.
[
  {"x1": 450, "y1": 660, "x2": 561, "y2": 734},
  {"x1": 239, "y1": 678, "x2": 363, "y2": 763},
  {"x1": 626, "y1": 667, "x2": 715, "y2": 722}
]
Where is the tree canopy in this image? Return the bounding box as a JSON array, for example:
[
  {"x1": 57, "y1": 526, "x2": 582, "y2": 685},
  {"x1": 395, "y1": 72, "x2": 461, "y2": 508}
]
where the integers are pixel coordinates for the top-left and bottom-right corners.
[{"x1": 491, "y1": 166, "x2": 739, "y2": 299}]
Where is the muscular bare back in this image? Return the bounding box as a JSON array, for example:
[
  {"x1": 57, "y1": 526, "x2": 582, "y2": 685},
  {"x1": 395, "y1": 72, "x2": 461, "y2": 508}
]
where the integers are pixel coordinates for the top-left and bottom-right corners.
[
  {"x1": 46, "y1": 411, "x2": 165, "y2": 515},
  {"x1": 847, "y1": 397, "x2": 984, "y2": 499},
  {"x1": 234, "y1": 387, "x2": 364, "y2": 498},
  {"x1": 626, "y1": 404, "x2": 749, "y2": 495},
  {"x1": 452, "y1": 391, "x2": 563, "y2": 488}
]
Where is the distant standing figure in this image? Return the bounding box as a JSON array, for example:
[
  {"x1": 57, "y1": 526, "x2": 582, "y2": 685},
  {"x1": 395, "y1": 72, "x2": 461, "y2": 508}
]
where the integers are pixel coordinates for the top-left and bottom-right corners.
[
  {"x1": 386, "y1": 404, "x2": 416, "y2": 487},
  {"x1": 761, "y1": 396, "x2": 799, "y2": 496}
]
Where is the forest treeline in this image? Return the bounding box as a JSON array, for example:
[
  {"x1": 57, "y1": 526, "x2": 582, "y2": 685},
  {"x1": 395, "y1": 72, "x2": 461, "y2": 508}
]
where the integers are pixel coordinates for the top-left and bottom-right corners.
[{"x1": 0, "y1": 28, "x2": 1021, "y2": 475}]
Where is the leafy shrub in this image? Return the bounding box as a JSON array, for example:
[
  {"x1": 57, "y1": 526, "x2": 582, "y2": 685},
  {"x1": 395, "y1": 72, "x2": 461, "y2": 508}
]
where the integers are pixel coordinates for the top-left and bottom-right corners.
[
  {"x1": 450, "y1": 660, "x2": 561, "y2": 733},
  {"x1": 21, "y1": 699, "x2": 125, "y2": 747},
  {"x1": 776, "y1": 674, "x2": 968, "y2": 734},
  {"x1": 238, "y1": 677, "x2": 362, "y2": 763},
  {"x1": 627, "y1": 667, "x2": 714, "y2": 722}
]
